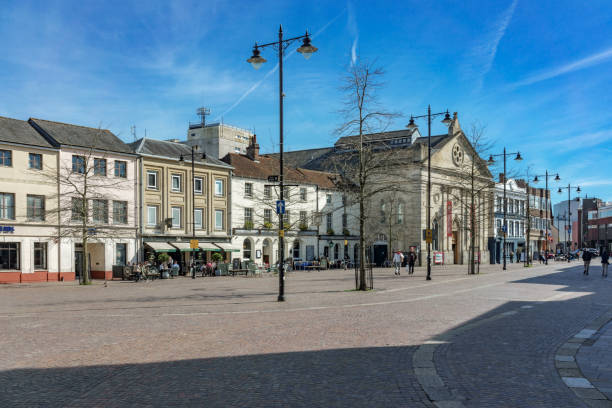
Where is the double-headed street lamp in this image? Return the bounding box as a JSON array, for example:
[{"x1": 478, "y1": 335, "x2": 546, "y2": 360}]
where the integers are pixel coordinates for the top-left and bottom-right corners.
[
  {"x1": 532, "y1": 171, "x2": 560, "y2": 264},
  {"x1": 487, "y1": 149, "x2": 523, "y2": 270},
  {"x1": 407, "y1": 106, "x2": 452, "y2": 281},
  {"x1": 557, "y1": 184, "x2": 581, "y2": 262},
  {"x1": 180, "y1": 145, "x2": 206, "y2": 279},
  {"x1": 247, "y1": 26, "x2": 318, "y2": 301}
]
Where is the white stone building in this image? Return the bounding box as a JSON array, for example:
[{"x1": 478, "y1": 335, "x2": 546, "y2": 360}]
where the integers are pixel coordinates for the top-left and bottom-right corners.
[
  {"x1": 221, "y1": 138, "x2": 358, "y2": 267},
  {"x1": 491, "y1": 177, "x2": 527, "y2": 263}
]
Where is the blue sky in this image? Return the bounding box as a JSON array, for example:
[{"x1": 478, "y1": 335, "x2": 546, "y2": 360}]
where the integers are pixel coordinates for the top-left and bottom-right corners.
[{"x1": 1, "y1": 0, "x2": 611, "y2": 205}]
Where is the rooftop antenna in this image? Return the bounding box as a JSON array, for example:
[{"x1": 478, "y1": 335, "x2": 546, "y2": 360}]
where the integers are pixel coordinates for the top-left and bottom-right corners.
[
  {"x1": 197, "y1": 107, "x2": 211, "y2": 127},
  {"x1": 130, "y1": 125, "x2": 136, "y2": 142}
]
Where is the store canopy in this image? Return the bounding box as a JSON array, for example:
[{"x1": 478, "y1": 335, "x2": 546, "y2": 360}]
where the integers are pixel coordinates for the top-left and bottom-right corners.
[
  {"x1": 199, "y1": 243, "x2": 221, "y2": 252},
  {"x1": 214, "y1": 242, "x2": 241, "y2": 252},
  {"x1": 144, "y1": 242, "x2": 177, "y2": 252},
  {"x1": 169, "y1": 242, "x2": 199, "y2": 252}
]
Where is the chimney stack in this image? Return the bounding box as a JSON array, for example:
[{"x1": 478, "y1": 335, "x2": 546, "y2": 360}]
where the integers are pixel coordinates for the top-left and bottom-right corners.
[{"x1": 246, "y1": 134, "x2": 260, "y2": 161}]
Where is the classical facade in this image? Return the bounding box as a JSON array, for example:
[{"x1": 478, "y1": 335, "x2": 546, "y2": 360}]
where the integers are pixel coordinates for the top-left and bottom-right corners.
[
  {"x1": 130, "y1": 138, "x2": 234, "y2": 270},
  {"x1": 222, "y1": 137, "x2": 358, "y2": 266},
  {"x1": 278, "y1": 113, "x2": 494, "y2": 266}
]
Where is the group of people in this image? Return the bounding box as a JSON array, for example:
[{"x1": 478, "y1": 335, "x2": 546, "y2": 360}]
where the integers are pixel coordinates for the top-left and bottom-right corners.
[
  {"x1": 392, "y1": 250, "x2": 417, "y2": 276},
  {"x1": 582, "y1": 248, "x2": 609, "y2": 277}
]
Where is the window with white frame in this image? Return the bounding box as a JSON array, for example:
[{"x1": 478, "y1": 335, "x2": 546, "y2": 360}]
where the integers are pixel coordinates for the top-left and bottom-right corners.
[
  {"x1": 147, "y1": 171, "x2": 158, "y2": 189},
  {"x1": 92, "y1": 199, "x2": 108, "y2": 224},
  {"x1": 29, "y1": 153, "x2": 42, "y2": 170},
  {"x1": 94, "y1": 158, "x2": 107, "y2": 176},
  {"x1": 264, "y1": 185, "x2": 272, "y2": 199},
  {"x1": 327, "y1": 213, "x2": 333, "y2": 231},
  {"x1": 34, "y1": 242, "x2": 47, "y2": 269},
  {"x1": 299, "y1": 187, "x2": 307, "y2": 201},
  {"x1": 114, "y1": 160, "x2": 127, "y2": 178},
  {"x1": 326, "y1": 194, "x2": 332, "y2": 204},
  {"x1": 244, "y1": 182, "x2": 253, "y2": 198},
  {"x1": 264, "y1": 208, "x2": 272, "y2": 225},
  {"x1": 0, "y1": 150, "x2": 12, "y2": 167},
  {"x1": 215, "y1": 209, "x2": 224, "y2": 230},
  {"x1": 171, "y1": 174, "x2": 182, "y2": 192},
  {"x1": 300, "y1": 211, "x2": 307, "y2": 227},
  {"x1": 397, "y1": 202, "x2": 404, "y2": 224},
  {"x1": 171, "y1": 206, "x2": 181, "y2": 228},
  {"x1": 215, "y1": 179, "x2": 224, "y2": 196},
  {"x1": 194, "y1": 208, "x2": 203, "y2": 229},
  {"x1": 147, "y1": 205, "x2": 158, "y2": 226},
  {"x1": 113, "y1": 201, "x2": 128, "y2": 224},
  {"x1": 27, "y1": 195, "x2": 45, "y2": 221},
  {"x1": 283, "y1": 210, "x2": 290, "y2": 225},
  {"x1": 244, "y1": 208, "x2": 253, "y2": 227},
  {"x1": 194, "y1": 177, "x2": 203, "y2": 194}
]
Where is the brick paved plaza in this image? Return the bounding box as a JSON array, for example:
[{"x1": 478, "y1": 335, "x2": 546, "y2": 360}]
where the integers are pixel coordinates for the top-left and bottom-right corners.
[{"x1": 2, "y1": 261, "x2": 612, "y2": 407}]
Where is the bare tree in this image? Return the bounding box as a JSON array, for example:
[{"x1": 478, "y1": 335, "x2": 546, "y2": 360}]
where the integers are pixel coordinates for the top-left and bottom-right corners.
[
  {"x1": 445, "y1": 123, "x2": 494, "y2": 274},
  {"x1": 44, "y1": 135, "x2": 133, "y2": 285},
  {"x1": 334, "y1": 60, "x2": 403, "y2": 290}
]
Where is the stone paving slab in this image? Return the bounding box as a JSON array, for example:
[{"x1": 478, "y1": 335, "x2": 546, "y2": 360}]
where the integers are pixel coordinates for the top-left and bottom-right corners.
[{"x1": 0, "y1": 260, "x2": 604, "y2": 407}]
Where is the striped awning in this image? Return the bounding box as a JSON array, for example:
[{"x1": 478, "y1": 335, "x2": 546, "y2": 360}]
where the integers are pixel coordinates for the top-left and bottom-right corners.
[
  {"x1": 144, "y1": 242, "x2": 177, "y2": 252},
  {"x1": 214, "y1": 242, "x2": 241, "y2": 252},
  {"x1": 169, "y1": 242, "x2": 199, "y2": 252},
  {"x1": 199, "y1": 243, "x2": 221, "y2": 252}
]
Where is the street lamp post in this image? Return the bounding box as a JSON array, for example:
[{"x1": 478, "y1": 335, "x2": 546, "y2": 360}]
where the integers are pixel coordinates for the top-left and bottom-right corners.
[
  {"x1": 557, "y1": 184, "x2": 581, "y2": 262},
  {"x1": 487, "y1": 149, "x2": 523, "y2": 270},
  {"x1": 407, "y1": 107, "x2": 452, "y2": 281},
  {"x1": 532, "y1": 171, "x2": 560, "y2": 264},
  {"x1": 247, "y1": 26, "x2": 318, "y2": 301},
  {"x1": 180, "y1": 145, "x2": 205, "y2": 279}
]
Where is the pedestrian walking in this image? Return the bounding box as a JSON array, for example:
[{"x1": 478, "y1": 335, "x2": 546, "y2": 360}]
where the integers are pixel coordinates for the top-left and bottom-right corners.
[
  {"x1": 406, "y1": 250, "x2": 416, "y2": 275},
  {"x1": 582, "y1": 249, "x2": 593, "y2": 275},
  {"x1": 392, "y1": 250, "x2": 403, "y2": 276},
  {"x1": 601, "y1": 248, "x2": 609, "y2": 278}
]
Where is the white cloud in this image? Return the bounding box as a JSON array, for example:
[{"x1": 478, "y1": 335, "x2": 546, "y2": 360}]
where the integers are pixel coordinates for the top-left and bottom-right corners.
[
  {"x1": 511, "y1": 46, "x2": 612, "y2": 87},
  {"x1": 347, "y1": 1, "x2": 358, "y2": 66},
  {"x1": 463, "y1": 0, "x2": 518, "y2": 91}
]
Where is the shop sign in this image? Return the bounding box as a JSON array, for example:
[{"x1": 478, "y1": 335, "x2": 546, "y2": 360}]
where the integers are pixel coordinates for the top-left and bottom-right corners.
[{"x1": 1, "y1": 226, "x2": 15, "y2": 233}]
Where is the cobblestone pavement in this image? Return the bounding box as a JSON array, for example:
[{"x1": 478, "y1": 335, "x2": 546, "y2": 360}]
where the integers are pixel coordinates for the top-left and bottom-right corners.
[{"x1": 1, "y1": 260, "x2": 610, "y2": 407}]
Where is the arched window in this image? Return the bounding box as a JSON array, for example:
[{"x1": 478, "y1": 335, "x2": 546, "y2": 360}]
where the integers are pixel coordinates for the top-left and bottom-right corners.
[
  {"x1": 397, "y1": 202, "x2": 404, "y2": 224},
  {"x1": 243, "y1": 239, "x2": 252, "y2": 259}
]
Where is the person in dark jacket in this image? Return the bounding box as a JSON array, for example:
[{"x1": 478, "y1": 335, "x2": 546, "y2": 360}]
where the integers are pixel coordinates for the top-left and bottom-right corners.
[
  {"x1": 582, "y1": 249, "x2": 593, "y2": 275},
  {"x1": 406, "y1": 250, "x2": 416, "y2": 275},
  {"x1": 601, "y1": 248, "x2": 609, "y2": 278}
]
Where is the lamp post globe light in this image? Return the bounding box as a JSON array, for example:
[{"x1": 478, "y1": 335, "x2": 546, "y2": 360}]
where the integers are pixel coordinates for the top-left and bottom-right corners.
[
  {"x1": 247, "y1": 26, "x2": 317, "y2": 301},
  {"x1": 406, "y1": 107, "x2": 451, "y2": 281},
  {"x1": 179, "y1": 145, "x2": 207, "y2": 279},
  {"x1": 557, "y1": 184, "x2": 581, "y2": 262},
  {"x1": 532, "y1": 171, "x2": 560, "y2": 264},
  {"x1": 487, "y1": 149, "x2": 523, "y2": 271}
]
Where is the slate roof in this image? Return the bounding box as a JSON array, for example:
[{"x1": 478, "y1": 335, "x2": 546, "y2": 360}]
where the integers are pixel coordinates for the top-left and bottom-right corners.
[
  {"x1": 334, "y1": 128, "x2": 418, "y2": 147},
  {"x1": 0, "y1": 116, "x2": 55, "y2": 148},
  {"x1": 221, "y1": 153, "x2": 339, "y2": 189},
  {"x1": 29, "y1": 118, "x2": 134, "y2": 154},
  {"x1": 131, "y1": 138, "x2": 232, "y2": 169},
  {"x1": 263, "y1": 147, "x2": 334, "y2": 168}
]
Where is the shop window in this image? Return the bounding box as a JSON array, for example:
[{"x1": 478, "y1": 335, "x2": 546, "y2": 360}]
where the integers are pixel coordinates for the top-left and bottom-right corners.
[
  {"x1": 115, "y1": 243, "x2": 127, "y2": 266},
  {"x1": 0, "y1": 242, "x2": 20, "y2": 270},
  {"x1": 34, "y1": 242, "x2": 47, "y2": 269}
]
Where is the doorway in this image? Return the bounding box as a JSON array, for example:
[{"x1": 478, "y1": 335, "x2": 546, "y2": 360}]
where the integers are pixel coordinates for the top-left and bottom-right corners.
[
  {"x1": 373, "y1": 244, "x2": 387, "y2": 266},
  {"x1": 452, "y1": 231, "x2": 459, "y2": 264}
]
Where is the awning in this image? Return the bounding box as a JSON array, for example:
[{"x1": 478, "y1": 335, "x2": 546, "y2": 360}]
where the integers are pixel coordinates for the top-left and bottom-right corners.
[
  {"x1": 144, "y1": 242, "x2": 177, "y2": 252},
  {"x1": 214, "y1": 242, "x2": 241, "y2": 252},
  {"x1": 169, "y1": 242, "x2": 199, "y2": 252},
  {"x1": 199, "y1": 242, "x2": 221, "y2": 252}
]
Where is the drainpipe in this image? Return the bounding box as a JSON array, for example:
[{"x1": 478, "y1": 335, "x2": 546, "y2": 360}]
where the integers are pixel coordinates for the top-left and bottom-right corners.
[
  {"x1": 56, "y1": 150, "x2": 61, "y2": 280},
  {"x1": 137, "y1": 156, "x2": 143, "y2": 262}
]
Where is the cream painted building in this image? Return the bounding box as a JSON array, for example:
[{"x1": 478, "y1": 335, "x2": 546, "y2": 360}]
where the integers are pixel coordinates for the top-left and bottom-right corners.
[
  {"x1": 29, "y1": 118, "x2": 139, "y2": 281},
  {"x1": 0, "y1": 117, "x2": 61, "y2": 283},
  {"x1": 131, "y1": 138, "x2": 233, "y2": 270},
  {"x1": 187, "y1": 121, "x2": 253, "y2": 159}
]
